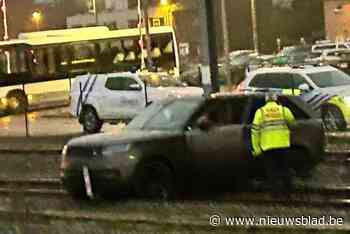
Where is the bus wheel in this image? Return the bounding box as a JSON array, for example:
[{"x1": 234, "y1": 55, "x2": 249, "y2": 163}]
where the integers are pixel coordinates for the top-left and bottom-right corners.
[
  {"x1": 322, "y1": 105, "x2": 347, "y2": 131},
  {"x1": 81, "y1": 106, "x2": 103, "y2": 134},
  {"x1": 6, "y1": 90, "x2": 28, "y2": 114}
]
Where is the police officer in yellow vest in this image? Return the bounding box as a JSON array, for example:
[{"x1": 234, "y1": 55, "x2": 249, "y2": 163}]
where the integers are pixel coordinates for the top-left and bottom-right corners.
[{"x1": 251, "y1": 93, "x2": 295, "y2": 189}]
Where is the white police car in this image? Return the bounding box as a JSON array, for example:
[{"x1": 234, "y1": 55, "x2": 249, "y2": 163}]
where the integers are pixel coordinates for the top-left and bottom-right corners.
[
  {"x1": 239, "y1": 65, "x2": 350, "y2": 131},
  {"x1": 70, "y1": 72, "x2": 203, "y2": 133}
]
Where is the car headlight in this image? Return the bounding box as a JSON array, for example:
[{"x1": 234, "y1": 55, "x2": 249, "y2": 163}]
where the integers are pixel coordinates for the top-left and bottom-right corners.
[
  {"x1": 60, "y1": 145, "x2": 69, "y2": 176},
  {"x1": 0, "y1": 98, "x2": 8, "y2": 106},
  {"x1": 62, "y1": 145, "x2": 68, "y2": 156}
]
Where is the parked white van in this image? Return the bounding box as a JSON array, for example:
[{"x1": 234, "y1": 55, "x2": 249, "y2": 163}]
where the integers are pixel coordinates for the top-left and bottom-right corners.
[{"x1": 70, "y1": 72, "x2": 203, "y2": 133}]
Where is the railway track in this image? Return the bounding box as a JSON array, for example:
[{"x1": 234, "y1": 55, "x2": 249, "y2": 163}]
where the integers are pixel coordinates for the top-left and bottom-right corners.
[
  {"x1": 0, "y1": 148, "x2": 347, "y2": 207},
  {"x1": 0, "y1": 149, "x2": 348, "y2": 161},
  {"x1": 0, "y1": 179, "x2": 348, "y2": 233},
  {"x1": 0, "y1": 178, "x2": 348, "y2": 208},
  {"x1": 0, "y1": 209, "x2": 348, "y2": 233},
  {"x1": 0, "y1": 178, "x2": 66, "y2": 197},
  {"x1": 221, "y1": 186, "x2": 350, "y2": 208},
  {"x1": 0, "y1": 178, "x2": 62, "y2": 190}
]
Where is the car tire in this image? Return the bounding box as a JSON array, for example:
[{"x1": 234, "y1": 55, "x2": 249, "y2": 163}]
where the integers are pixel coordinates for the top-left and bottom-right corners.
[
  {"x1": 135, "y1": 162, "x2": 175, "y2": 200},
  {"x1": 322, "y1": 105, "x2": 347, "y2": 131},
  {"x1": 6, "y1": 90, "x2": 28, "y2": 114},
  {"x1": 62, "y1": 175, "x2": 88, "y2": 200},
  {"x1": 81, "y1": 106, "x2": 103, "y2": 134}
]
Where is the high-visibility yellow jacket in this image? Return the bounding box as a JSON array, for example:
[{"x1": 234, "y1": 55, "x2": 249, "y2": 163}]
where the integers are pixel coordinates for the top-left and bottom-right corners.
[{"x1": 251, "y1": 101, "x2": 295, "y2": 157}]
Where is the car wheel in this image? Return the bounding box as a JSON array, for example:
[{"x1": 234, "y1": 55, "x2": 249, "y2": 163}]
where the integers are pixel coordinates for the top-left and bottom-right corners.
[
  {"x1": 81, "y1": 107, "x2": 103, "y2": 133},
  {"x1": 62, "y1": 175, "x2": 88, "y2": 199},
  {"x1": 6, "y1": 90, "x2": 28, "y2": 114},
  {"x1": 135, "y1": 162, "x2": 175, "y2": 200},
  {"x1": 322, "y1": 105, "x2": 346, "y2": 131}
]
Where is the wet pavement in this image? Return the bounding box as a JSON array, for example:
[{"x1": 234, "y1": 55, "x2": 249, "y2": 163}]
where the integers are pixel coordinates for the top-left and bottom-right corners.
[{"x1": 0, "y1": 107, "x2": 124, "y2": 137}]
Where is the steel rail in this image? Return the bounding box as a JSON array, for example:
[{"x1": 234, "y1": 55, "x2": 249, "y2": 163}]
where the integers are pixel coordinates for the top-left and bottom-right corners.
[
  {"x1": 0, "y1": 178, "x2": 347, "y2": 208},
  {"x1": 0, "y1": 208, "x2": 348, "y2": 233}
]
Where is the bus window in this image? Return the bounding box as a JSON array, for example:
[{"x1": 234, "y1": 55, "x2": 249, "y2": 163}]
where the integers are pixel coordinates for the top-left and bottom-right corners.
[
  {"x1": 114, "y1": 53, "x2": 125, "y2": 63},
  {"x1": 0, "y1": 51, "x2": 8, "y2": 74},
  {"x1": 10, "y1": 48, "x2": 19, "y2": 74},
  {"x1": 163, "y1": 41, "x2": 174, "y2": 54},
  {"x1": 71, "y1": 43, "x2": 95, "y2": 65},
  {"x1": 125, "y1": 51, "x2": 136, "y2": 61},
  {"x1": 18, "y1": 50, "x2": 28, "y2": 73},
  {"x1": 59, "y1": 45, "x2": 71, "y2": 68},
  {"x1": 33, "y1": 48, "x2": 48, "y2": 75},
  {"x1": 111, "y1": 40, "x2": 123, "y2": 51},
  {"x1": 47, "y1": 47, "x2": 56, "y2": 74},
  {"x1": 152, "y1": 47, "x2": 161, "y2": 58}
]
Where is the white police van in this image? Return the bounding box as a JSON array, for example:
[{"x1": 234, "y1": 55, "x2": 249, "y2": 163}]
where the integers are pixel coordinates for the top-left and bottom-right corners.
[{"x1": 70, "y1": 72, "x2": 203, "y2": 133}]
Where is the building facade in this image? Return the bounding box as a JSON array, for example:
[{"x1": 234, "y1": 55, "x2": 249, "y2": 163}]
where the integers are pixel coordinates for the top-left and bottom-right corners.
[
  {"x1": 66, "y1": 0, "x2": 174, "y2": 29},
  {"x1": 324, "y1": 0, "x2": 350, "y2": 41}
]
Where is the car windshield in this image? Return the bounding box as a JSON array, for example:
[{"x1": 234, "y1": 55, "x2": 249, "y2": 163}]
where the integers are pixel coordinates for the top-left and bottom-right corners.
[
  {"x1": 127, "y1": 99, "x2": 202, "y2": 130},
  {"x1": 307, "y1": 70, "x2": 350, "y2": 88}
]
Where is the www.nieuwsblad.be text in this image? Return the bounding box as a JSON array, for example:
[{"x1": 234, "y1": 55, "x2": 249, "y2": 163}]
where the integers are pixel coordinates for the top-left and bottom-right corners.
[{"x1": 209, "y1": 215, "x2": 344, "y2": 227}]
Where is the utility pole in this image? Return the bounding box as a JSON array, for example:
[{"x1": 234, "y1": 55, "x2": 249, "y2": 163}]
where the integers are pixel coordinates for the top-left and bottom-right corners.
[
  {"x1": 251, "y1": 0, "x2": 259, "y2": 53},
  {"x1": 2, "y1": 0, "x2": 8, "y2": 40},
  {"x1": 199, "y1": 0, "x2": 219, "y2": 96},
  {"x1": 137, "y1": 0, "x2": 146, "y2": 70},
  {"x1": 142, "y1": 0, "x2": 153, "y2": 71},
  {"x1": 221, "y1": 0, "x2": 232, "y2": 88}
]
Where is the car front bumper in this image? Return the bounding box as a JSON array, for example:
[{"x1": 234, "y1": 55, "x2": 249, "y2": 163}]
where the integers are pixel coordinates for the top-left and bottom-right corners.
[{"x1": 61, "y1": 167, "x2": 131, "y2": 195}]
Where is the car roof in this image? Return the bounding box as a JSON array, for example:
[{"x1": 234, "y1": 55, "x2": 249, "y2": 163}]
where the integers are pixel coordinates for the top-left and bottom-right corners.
[
  {"x1": 312, "y1": 42, "x2": 347, "y2": 46},
  {"x1": 249, "y1": 65, "x2": 336, "y2": 76},
  {"x1": 169, "y1": 92, "x2": 291, "y2": 102},
  {"x1": 76, "y1": 72, "x2": 137, "y2": 80},
  {"x1": 152, "y1": 93, "x2": 318, "y2": 120}
]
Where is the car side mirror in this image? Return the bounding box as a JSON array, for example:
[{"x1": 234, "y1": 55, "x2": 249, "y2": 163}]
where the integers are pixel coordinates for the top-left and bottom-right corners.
[
  {"x1": 129, "y1": 83, "x2": 142, "y2": 91},
  {"x1": 197, "y1": 115, "x2": 213, "y2": 131},
  {"x1": 298, "y1": 83, "x2": 310, "y2": 92}
]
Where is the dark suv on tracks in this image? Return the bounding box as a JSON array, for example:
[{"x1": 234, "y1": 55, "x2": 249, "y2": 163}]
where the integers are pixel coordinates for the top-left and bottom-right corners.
[{"x1": 61, "y1": 94, "x2": 325, "y2": 199}]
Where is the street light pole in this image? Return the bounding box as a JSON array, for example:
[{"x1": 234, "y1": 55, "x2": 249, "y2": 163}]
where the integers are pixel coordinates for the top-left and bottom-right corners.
[
  {"x1": 251, "y1": 0, "x2": 259, "y2": 53},
  {"x1": 137, "y1": 0, "x2": 146, "y2": 70},
  {"x1": 199, "y1": 0, "x2": 219, "y2": 95},
  {"x1": 1, "y1": 0, "x2": 8, "y2": 40},
  {"x1": 221, "y1": 0, "x2": 232, "y2": 88},
  {"x1": 142, "y1": 0, "x2": 153, "y2": 71}
]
